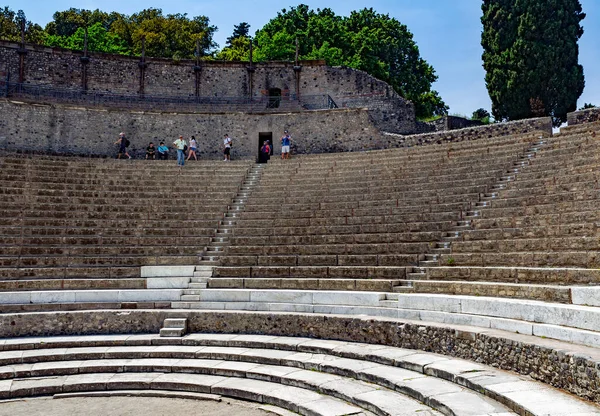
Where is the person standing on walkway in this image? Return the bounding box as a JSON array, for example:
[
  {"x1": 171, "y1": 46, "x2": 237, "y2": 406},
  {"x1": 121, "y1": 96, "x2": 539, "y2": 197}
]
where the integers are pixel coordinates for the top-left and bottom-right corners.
[
  {"x1": 281, "y1": 130, "x2": 292, "y2": 160},
  {"x1": 186, "y1": 135, "x2": 198, "y2": 161},
  {"x1": 173, "y1": 135, "x2": 187, "y2": 168},
  {"x1": 223, "y1": 134, "x2": 233, "y2": 162},
  {"x1": 114, "y1": 132, "x2": 132, "y2": 159}
]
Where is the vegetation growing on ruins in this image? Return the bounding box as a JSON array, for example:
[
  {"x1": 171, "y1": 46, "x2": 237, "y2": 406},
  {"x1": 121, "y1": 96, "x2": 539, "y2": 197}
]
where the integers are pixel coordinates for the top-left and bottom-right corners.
[{"x1": 481, "y1": 0, "x2": 585, "y2": 126}]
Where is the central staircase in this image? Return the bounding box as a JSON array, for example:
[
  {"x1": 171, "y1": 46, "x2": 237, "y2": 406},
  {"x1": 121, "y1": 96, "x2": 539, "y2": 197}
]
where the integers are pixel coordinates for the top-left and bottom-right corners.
[{"x1": 181, "y1": 163, "x2": 265, "y2": 301}]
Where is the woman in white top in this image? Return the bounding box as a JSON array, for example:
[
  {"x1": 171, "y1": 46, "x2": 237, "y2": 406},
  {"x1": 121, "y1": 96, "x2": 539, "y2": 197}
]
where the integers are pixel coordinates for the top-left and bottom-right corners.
[{"x1": 186, "y1": 136, "x2": 198, "y2": 161}]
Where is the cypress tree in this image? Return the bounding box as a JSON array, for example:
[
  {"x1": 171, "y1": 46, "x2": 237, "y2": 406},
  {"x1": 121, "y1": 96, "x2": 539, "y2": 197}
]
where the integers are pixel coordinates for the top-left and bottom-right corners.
[{"x1": 481, "y1": 0, "x2": 585, "y2": 125}]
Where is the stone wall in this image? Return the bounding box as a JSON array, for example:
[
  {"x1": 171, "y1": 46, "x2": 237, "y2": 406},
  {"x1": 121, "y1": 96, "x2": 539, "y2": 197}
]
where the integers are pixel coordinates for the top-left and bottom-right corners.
[
  {"x1": 385, "y1": 116, "x2": 553, "y2": 147},
  {"x1": 415, "y1": 116, "x2": 483, "y2": 134},
  {"x1": 1, "y1": 309, "x2": 599, "y2": 403},
  {"x1": 0, "y1": 41, "x2": 415, "y2": 133},
  {"x1": 0, "y1": 99, "x2": 384, "y2": 158},
  {"x1": 567, "y1": 107, "x2": 600, "y2": 126}
]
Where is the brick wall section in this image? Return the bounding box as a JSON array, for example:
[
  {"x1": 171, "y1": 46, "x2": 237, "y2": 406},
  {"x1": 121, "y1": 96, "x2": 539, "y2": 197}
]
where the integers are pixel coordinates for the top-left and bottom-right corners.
[
  {"x1": 1, "y1": 310, "x2": 599, "y2": 403},
  {"x1": 0, "y1": 99, "x2": 384, "y2": 158},
  {"x1": 384, "y1": 117, "x2": 553, "y2": 147},
  {"x1": 567, "y1": 107, "x2": 600, "y2": 125}
]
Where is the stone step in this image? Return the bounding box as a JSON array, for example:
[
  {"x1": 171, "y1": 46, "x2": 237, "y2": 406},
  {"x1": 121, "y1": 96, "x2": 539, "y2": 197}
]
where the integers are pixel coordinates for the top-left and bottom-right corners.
[
  {"x1": 188, "y1": 284, "x2": 207, "y2": 290},
  {"x1": 183, "y1": 289, "x2": 203, "y2": 295},
  {"x1": 418, "y1": 260, "x2": 439, "y2": 267},
  {"x1": 392, "y1": 286, "x2": 415, "y2": 293},
  {"x1": 406, "y1": 273, "x2": 427, "y2": 280},
  {"x1": 0, "y1": 289, "x2": 184, "y2": 305},
  {"x1": 163, "y1": 318, "x2": 187, "y2": 328},
  {"x1": 180, "y1": 295, "x2": 201, "y2": 301},
  {"x1": 0, "y1": 372, "x2": 374, "y2": 416},
  {"x1": 197, "y1": 260, "x2": 220, "y2": 266},
  {"x1": 159, "y1": 328, "x2": 185, "y2": 337},
  {"x1": 474, "y1": 201, "x2": 490, "y2": 208},
  {"x1": 430, "y1": 248, "x2": 451, "y2": 255},
  {"x1": 191, "y1": 276, "x2": 210, "y2": 282},
  {"x1": 195, "y1": 266, "x2": 214, "y2": 272},
  {"x1": 1, "y1": 334, "x2": 596, "y2": 415}
]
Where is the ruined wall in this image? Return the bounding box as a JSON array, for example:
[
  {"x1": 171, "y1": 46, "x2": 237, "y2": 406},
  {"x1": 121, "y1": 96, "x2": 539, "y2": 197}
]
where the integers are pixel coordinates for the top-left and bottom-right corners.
[
  {"x1": 383, "y1": 117, "x2": 553, "y2": 147},
  {"x1": 567, "y1": 107, "x2": 600, "y2": 126},
  {"x1": 0, "y1": 41, "x2": 415, "y2": 133},
  {"x1": 0, "y1": 99, "x2": 385, "y2": 158}
]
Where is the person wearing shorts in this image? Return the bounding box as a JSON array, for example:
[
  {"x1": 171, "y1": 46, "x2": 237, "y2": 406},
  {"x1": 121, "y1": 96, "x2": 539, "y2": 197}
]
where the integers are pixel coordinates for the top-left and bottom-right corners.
[
  {"x1": 281, "y1": 130, "x2": 291, "y2": 159},
  {"x1": 114, "y1": 132, "x2": 132, "y2": 159},
  {"x1": 186, "y1": 136, "x2": 198, "y2": 161},
  {"x1": 223, "y1": 134, "x2": 232, "y2": 161}
]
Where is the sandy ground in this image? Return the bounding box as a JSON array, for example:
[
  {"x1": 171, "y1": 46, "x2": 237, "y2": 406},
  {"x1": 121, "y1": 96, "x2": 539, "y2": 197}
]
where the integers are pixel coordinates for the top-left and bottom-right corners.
[{"x1": 0, "y1": 395, "x2": 275, "y2": 416}]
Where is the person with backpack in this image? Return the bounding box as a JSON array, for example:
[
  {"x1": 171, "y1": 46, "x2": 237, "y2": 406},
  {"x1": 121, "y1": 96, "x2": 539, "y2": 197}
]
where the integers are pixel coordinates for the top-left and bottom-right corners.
[
  {"x1": 114, "y1": 132, "x2": 132, "y2": 159},
  {"x1": 173, "y1": 135, "x2": 187, "y2": 168},
  {"x1": 223, "y1": 134, "x2": 233, "y2": 162}
]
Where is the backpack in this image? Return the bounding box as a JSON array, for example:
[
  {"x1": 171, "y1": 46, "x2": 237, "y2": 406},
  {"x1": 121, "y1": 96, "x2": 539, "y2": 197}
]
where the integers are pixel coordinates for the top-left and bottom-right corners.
[
  {"x1": 183, "y1": 144, "x2": 188, "y2": 153},
  {"x1": 124, "y1": 138, "x2": 130, "y2": 147}
]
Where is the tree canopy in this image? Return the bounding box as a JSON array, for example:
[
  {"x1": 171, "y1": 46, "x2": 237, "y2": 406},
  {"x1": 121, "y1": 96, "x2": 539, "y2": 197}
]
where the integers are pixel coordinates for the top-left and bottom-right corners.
[
  {"x1": 252, "y1": 5, "x2": 447, "y2": 118},
  {"x1": 481, "y1": 0, "x2": 585, "y2": 126}
]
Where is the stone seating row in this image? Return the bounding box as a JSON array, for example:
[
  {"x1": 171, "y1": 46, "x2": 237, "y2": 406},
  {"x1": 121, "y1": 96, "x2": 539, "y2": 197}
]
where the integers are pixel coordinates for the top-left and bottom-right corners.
[
  {"x1": 0, "y1": 266, "x2": 139, "y2": 279},
  {"x1": 226, "y1": 242, "x2": 429, "y2": 255},
  {"x1": 452, "y1": 236, "x2": 600, "y2": 253},
  {"x1": 172, "y1": 288, "x2": 600, "y2": 349},
  {"x1": 0, "y1": 244, "x2": 203, "y2": 257},
  {"x1": 0, "y1": 336, "x2": 527, "y2": 416},
  {"x1": 1, "y1": 333, "x2": 597, "y2": 415},
  {"x1": 461, "y1": 223, "x2": 598, "y2": 241},
  {"x1": 472, "y1": 210, "x2": 600, "y2": 229},
  {"x1": 0, "y1": 277, "x2": 147, "y2": 291},
  {"x1": 439, "y1": 251, "x2": 598, "y2": 268},
  {"x1": 0, "y1": 255, "x2": 198, "y2": 268},
  {"x1": 219, "y1": 254, "x2": 419, "y2": 267},
  {"x1": 230, "y1": 221, "x2": 455, "y2": 236},
  {"x1": 0, "y1": 235, "x2": 212, "y2": 246},
  {"x1": 228, "y1": 232, "x2": 441, "y2": 246}
]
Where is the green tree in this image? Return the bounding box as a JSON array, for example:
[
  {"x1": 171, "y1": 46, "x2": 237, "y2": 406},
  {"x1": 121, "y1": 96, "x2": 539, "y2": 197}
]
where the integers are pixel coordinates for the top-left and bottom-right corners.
[
  {"x1": 226, "y1": 22, "x2": 250, "y2": 45},
  {"x1": 45, "y1": 22, "x2": 128, "y2": 54},
  {"x1": 216, "y1": 35, "x2": 251, "y2": 61},
  {"x1": 481, "y1": 0, "x2": 585, "y2": 126},
  {"x1": 251, "y1": 5, "x2": 447, "y2": 118},
  {"x1": 0, "y1": 7, "x2": 45, "y2": 43},
  {"x1": 472, "y1": 108, "x2": 490, "y2": 120},
  {"x1": 579, "y1": 103, "x2": 596, "y2": 110},
  {"x1": 42, "y1": 7, "x2": 217, "y2": 59}
]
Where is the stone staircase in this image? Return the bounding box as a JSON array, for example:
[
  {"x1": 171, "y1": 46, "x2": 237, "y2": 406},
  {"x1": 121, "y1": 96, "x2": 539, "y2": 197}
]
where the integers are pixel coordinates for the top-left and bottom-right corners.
[
  {"x1": 197, "y1": 163, "x2": 265, "y2": 266},
  {"x1": 406, "y1": 136, "x2": 548, "y2": 284},
  {"x1": 181, "y1": 164, "x2": 265, "y2": 303}
]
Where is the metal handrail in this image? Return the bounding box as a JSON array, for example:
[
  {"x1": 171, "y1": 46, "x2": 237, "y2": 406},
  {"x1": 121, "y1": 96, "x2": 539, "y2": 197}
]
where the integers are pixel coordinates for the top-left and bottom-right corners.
[{"x1": 1, "y1": 82, "x2": 341, "y2": 113}]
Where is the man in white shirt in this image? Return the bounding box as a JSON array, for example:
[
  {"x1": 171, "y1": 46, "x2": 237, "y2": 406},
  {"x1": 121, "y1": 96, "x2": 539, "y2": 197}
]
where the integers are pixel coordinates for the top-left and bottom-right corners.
[
  {"x1": 223, "y1": 134, "x2": 233, "y2": 161},
  {"x1": 173, "y1": 135, "x2": 187, "y2": 168}
]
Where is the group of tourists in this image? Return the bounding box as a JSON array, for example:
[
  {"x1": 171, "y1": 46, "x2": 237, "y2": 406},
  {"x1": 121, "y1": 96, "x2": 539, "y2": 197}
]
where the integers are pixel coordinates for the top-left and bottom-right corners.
[{"x1": 114, "y1": 130, "x2": 292, "y2": 166}]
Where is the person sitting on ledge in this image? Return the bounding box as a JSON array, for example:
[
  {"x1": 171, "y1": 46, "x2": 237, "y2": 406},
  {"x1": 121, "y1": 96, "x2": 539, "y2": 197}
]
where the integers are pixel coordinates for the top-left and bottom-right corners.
[
  {"x1": 146, "y1": 142, "x2": 156, "y2": 160},
  {"x1": 157, "y1": 142, "x2": 169, "y2": 160}
]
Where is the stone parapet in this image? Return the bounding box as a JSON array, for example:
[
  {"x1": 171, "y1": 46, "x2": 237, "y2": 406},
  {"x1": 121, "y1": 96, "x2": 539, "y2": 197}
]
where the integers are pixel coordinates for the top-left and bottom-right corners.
[
  {"x1": 385, "y1": 117, "x2": 553, "y2": 147},
  {"x1": 567, "y1": 107, "x2": 600, "y2": 125}
]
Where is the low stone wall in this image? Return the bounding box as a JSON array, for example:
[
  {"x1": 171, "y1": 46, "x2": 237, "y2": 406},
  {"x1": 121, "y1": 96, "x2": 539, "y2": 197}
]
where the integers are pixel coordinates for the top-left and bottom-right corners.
[
  {"x1": 415, "y1": 116, "x2": 483, "y2": 134},
  {"x1": 0, "y1": 309, "x2": 599, "y2": 403},
  {"x1": 567, "y1": 107, "x2": 600, "y2": 125},
  {"x1": 0, "y1": 99, "x2": 384, "y2": 158},
  {"x1": 386, "y1": 117, "x2": 553, "y2": 147}
]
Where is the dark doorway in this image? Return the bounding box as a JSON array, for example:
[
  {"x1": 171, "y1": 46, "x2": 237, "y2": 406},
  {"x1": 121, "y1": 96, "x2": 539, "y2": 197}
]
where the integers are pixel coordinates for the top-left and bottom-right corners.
[
  {"x1": 258, "y1": 132, "x2": 273, "y2": 163},
  {"x1": 267, "y1": 88, "x2": 281, "y2": 108}
]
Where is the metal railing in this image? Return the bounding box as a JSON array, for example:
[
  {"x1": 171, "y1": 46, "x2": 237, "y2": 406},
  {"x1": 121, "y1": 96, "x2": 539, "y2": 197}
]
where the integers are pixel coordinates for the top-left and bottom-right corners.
[{"x1": 0, "y1": 81, "x2": 339, "y2": 113}]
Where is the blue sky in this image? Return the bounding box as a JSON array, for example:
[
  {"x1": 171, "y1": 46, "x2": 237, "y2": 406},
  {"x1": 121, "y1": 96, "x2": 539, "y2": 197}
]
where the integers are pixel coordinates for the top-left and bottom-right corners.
[{"x1": 8, "y1": 0, "x2": 600, "y2": 116}]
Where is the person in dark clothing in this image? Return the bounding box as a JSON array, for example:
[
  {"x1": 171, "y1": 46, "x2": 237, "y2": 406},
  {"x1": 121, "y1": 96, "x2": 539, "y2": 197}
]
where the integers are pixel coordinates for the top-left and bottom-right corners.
[{"x1": 146, "y1": 142, "x2": 156, "y2": 160}]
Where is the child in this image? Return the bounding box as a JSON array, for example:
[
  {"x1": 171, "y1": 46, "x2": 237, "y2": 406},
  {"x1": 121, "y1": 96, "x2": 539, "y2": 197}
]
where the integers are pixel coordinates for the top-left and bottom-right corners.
[
  {"x1": 146, "y1": 142, "x2": 156, "y2": 160},
  {"x1": 157, "y1": 142, "x2": 169, "y2": 160}
]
